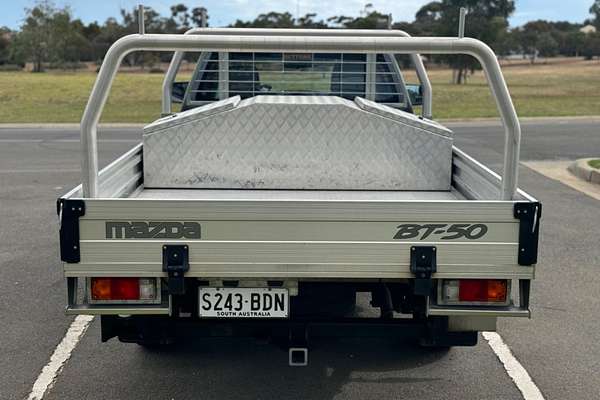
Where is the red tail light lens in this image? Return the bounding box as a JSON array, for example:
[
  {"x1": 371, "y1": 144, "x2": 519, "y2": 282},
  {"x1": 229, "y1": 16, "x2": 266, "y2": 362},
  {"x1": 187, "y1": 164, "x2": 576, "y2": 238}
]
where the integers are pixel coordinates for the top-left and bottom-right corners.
[
  {"x1": 458, "y1": 279, "x2": 507, "y2": 302},
  {"x1": 113, "y1": 278, "x2": 140, "y2": 300},
  {"x1": 91, "y1": 277, "x2": 140, "y2": 301}
]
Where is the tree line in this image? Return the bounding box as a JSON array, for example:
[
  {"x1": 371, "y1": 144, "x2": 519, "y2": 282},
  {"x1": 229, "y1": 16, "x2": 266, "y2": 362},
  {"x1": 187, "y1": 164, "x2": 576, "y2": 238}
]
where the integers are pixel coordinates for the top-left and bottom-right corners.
[
  {"x1": 0, "y1": 1, "x2": 208, "y2": 71},
  {"x1": 1, "y1": 0, "x2": 600, "y2": 82}
]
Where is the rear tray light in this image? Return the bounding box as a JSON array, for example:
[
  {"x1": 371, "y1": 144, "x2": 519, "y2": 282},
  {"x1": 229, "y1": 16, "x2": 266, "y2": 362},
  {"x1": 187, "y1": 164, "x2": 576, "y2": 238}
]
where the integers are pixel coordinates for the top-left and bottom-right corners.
[
  {"x1": 90, "y1": 277, "x2": 160, "y2": 304},
  {"x1": 439, "y1": 279, "x2": 509, "y2": 305}
]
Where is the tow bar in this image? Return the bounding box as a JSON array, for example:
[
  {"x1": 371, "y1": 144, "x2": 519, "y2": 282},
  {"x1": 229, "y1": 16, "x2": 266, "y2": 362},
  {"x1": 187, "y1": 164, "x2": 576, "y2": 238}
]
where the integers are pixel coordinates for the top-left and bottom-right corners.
[{"x1": 288, "y1": 324, "x2": 308, "y2": 366}]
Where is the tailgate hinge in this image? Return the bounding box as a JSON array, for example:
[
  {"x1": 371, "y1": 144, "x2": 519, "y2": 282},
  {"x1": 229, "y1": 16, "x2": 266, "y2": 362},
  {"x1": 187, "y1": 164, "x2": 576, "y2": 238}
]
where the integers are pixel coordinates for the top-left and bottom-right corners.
[
  {"x1": 162, "y1": 244, "x2": 189, "y2": 295},
  {"x1": 410, "y1": 246, "x2": 437, "y2": 296},
  {"x1": 514, "y1": 202, "x2": 542, "y2": 266},
  {"x1": 57, "y1": 199, "x2": 85, "y2": 263}
]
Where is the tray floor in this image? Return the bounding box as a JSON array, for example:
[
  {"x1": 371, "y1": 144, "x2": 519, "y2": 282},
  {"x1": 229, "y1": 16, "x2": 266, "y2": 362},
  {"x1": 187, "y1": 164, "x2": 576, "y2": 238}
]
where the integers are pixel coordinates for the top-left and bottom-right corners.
[{"x1": 135, "y1": 188, "x2": 465, "y2": 201}]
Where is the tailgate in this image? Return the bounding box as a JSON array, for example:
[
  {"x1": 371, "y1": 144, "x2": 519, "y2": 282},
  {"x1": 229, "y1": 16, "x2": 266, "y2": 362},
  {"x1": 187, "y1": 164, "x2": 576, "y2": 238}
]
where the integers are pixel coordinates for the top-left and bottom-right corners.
[{"x1": 61, "y1": 197, "x2": 538, "y2": 281}]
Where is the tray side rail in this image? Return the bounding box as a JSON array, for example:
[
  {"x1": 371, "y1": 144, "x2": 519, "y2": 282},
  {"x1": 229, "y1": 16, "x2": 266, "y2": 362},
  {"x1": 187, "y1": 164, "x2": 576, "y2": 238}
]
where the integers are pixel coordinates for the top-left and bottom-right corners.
[
  {"x1": 65, "y1": 143, "x2": 143, "y2": 199},
  {"x1": 452, "y1": 146, "x2": 535, "y2": 202}
]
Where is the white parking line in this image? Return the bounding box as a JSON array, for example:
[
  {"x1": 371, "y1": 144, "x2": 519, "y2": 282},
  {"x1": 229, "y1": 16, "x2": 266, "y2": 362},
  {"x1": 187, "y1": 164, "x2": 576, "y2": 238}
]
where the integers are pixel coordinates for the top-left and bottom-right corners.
[
  {"x1": 26, "y1": 315, "x2": 94, "y2": 400},
  {"x1": 483, "y1": 331, "x2": 545, "y2": 400}
]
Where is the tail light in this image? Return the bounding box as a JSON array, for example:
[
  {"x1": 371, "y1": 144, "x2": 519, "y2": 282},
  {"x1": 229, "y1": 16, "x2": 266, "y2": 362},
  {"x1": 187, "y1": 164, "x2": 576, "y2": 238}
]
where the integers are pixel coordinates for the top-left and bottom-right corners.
[
  {"x1": 440, "y1": 279, "x2": 509, "y2": 305},
  {"x1": 90, "y1": 278, "x2": 160, "y2": 304}
]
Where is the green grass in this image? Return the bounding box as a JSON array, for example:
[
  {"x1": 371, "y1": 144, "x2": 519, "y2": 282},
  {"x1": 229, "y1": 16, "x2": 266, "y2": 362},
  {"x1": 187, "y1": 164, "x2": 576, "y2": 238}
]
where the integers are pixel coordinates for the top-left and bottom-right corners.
[
  {"x1": 403, "y1": 59, "x2": 600, "y2": 119},
  {"x1": 0, "y1": 71, "x2": 174, "y2": 123},
  {"x1": 589, "y1": 159, "x2": 600, "y2": 169},
  {"x1": 1, "y1": 59, "x2": 600, "y2": 123}
]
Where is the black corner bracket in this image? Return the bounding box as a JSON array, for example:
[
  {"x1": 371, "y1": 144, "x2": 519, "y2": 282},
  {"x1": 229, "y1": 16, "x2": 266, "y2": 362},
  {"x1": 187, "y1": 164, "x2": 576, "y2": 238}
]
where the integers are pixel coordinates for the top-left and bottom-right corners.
[
  {"x1": 57, "y1": 198, "x2": 86, "y2": 263},
  {"x1": 410, "y1": 246, "x2": 437, "y2": 296},
  {"x1": 514, "y1": 202, "x2": 542, "y2": 266}
]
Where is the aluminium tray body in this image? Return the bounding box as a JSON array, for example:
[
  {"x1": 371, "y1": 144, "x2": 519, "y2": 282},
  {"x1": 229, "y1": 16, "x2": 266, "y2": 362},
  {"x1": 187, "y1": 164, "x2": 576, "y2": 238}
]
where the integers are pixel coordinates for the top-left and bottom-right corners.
[{"x1": 142, "y1": 95, "x2": 453, "y2": 190}]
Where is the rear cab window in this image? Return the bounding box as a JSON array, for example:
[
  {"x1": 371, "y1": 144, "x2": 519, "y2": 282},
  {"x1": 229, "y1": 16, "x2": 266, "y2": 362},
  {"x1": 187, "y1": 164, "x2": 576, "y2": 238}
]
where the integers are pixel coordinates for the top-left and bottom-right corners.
[{"x1": 183, "y1": 52, "x2": 410, "y2": 111}]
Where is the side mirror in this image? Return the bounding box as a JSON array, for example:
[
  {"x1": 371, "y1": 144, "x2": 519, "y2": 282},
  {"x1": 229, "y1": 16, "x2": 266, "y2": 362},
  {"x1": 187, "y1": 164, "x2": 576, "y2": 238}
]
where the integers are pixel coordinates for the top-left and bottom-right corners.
[
  {"x1": 406, "y1": 84, "x2": 423, "y2": 106},
  {"x1": 171, "y1": 81, "x2": 189, "y2": 103}
]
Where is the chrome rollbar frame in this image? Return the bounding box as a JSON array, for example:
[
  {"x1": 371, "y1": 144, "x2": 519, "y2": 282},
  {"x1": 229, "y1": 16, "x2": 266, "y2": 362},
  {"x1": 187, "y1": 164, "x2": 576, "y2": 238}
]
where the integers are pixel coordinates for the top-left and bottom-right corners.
[
  {"x1": 160, "y1": 28, "x2": 434, "y2": 119},
  {"x1": 80, "y1": 34, "x2": 521, "y2": 201}
]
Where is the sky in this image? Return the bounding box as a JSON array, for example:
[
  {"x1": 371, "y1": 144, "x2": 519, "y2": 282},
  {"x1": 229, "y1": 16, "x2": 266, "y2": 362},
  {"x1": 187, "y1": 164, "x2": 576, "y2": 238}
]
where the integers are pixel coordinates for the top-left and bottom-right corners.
[{"x1": 0, "y1": 0, "x2": 595, "y2": 30}]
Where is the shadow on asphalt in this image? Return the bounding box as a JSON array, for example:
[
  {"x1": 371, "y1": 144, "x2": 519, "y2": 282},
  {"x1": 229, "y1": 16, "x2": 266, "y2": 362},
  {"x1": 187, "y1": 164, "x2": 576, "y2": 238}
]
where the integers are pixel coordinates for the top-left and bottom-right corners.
[
  {"x1": 123, "y1": 334, "x2": 448, "y2": 399},
  {"x1": 45, "y1": 298, "x2": 455, "y2": 399}
]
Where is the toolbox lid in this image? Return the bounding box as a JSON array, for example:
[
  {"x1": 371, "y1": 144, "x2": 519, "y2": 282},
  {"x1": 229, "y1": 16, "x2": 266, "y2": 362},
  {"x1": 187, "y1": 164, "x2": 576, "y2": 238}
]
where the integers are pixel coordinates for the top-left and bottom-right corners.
[
  {"x1": 354, "y1": 97, "x2": 452, "y2": 138},
  {"x1": 144, "y1": 96, "x2": 241, "y2": 135}
]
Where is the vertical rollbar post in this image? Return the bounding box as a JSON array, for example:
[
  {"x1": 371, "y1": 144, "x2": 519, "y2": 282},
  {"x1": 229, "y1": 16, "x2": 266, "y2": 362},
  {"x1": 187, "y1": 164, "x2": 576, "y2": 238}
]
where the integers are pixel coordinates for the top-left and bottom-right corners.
[
  {"x1": 458, "y1": 7, "x2": 466, "y2": 38},
  {"x1": 138, "y1": 4, "x2": 145, "y2": 35}
]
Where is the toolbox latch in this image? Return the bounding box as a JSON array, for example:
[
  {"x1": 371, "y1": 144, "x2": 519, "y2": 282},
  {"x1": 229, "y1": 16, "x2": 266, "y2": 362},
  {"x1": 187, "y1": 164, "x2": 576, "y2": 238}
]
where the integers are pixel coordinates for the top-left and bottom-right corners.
[
  {"x1": 410, "y1": 246, "x2": 437, "y2": 296},
  {"x1": 162, "y1": 245, "x2": 189, "y2": 295}
]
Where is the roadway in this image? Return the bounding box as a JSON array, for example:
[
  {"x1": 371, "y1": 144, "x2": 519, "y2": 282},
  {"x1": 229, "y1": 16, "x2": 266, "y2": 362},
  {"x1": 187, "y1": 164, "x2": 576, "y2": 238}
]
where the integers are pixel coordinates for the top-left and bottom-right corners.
[{"x1": 0, "y1": 118, "x2": 598, "y2": 400}]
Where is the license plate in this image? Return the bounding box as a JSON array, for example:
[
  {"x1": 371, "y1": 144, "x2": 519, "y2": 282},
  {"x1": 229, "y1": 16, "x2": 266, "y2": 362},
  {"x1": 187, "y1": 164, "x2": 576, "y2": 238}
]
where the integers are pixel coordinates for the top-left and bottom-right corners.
[{"x1": 198, "y1": 287, "x2": 289, "y2": 318}]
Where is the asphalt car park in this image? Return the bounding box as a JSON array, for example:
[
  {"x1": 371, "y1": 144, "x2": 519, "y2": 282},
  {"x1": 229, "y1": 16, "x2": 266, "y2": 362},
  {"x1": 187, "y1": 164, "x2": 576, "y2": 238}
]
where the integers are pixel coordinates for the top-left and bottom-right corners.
[{"x1": 1, "y1": 118, "x2": 599, "y2": 400}]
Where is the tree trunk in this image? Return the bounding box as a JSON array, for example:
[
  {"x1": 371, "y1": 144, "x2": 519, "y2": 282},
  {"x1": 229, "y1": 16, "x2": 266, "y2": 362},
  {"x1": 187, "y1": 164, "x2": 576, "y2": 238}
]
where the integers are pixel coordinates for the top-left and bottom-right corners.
[
  {"x1": 529, "y1": 53, "x2": 536, "y2": 64},
  {"x1": 33, "y1": 57, "x2": 43, "y2": 73},
  {"x1": 454, "y1": 67, "x2": 467, "y2": 84}
]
